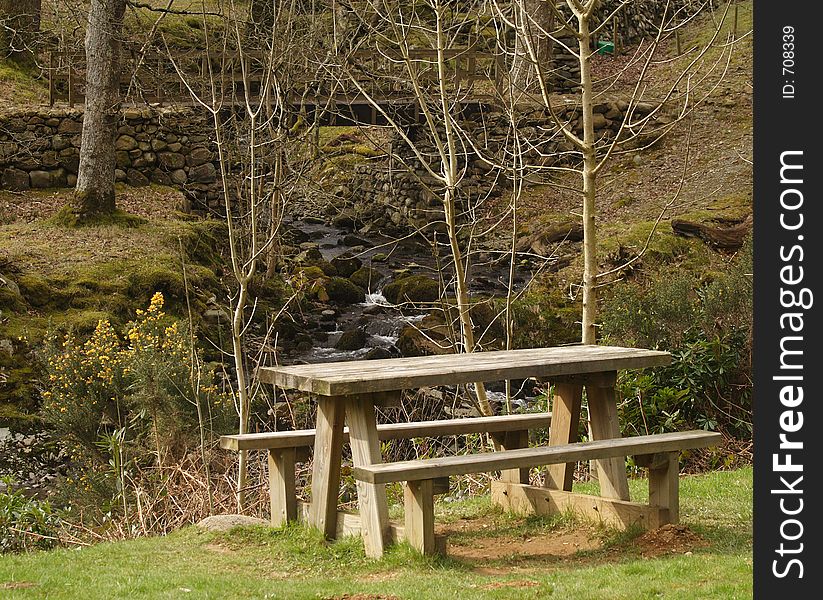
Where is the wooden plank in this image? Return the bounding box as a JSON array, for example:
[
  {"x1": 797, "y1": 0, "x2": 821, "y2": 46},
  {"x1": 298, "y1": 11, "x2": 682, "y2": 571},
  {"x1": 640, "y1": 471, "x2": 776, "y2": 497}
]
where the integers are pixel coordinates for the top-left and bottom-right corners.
[
  {"x1": 257, "y1": 346, "x2": 671, "y2": 396},
  {"x1": 493, "y1": 429, "x2": 530, "y2": 484},
  {"x1": 308, "y1": 397, "x2": 345, "y2": 539},
  {"x1": 296, "y1": 502, "x2": 447, "y2": 554},
  {"x1": 268, "y1": 448, "x2": 297, "y2": 526},
  {"x1": 404, "y1": 480, "x2": 436, "y2": 555},
  {"x1": 544, "y1": 383, "x2": 582, "y2": 491},
  {"x1": 649, "y1": 452, "x2": 680, "y2": 525},
  {"x1": 344, "y1": 397, "x2": 390, "y2": 558},
  {"x1": 491, "y1": 481, "x2": 666, "y2": 530},
  {"x1": 219, "y1": 412, "x2": 552, "y2": 451},
  {"x1": 586, "y1": 379, "x2": 631, "y2": 501},
  {"x1": 353, "y1": 431, "x2": 722, "y2": 484}
]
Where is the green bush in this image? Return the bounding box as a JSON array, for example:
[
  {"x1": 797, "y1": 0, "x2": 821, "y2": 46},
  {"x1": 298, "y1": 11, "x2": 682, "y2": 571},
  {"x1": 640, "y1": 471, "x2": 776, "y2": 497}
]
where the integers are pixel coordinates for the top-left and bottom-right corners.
[
  {"x1": 0, "y1": 478, "x2": 63, "y2": 553},
  {"x1": 603, "y1": 237, "x2": 752, "y2": 438},
  {"x1": 40, "y1": 293, "x2": 234, "y2": 496}
]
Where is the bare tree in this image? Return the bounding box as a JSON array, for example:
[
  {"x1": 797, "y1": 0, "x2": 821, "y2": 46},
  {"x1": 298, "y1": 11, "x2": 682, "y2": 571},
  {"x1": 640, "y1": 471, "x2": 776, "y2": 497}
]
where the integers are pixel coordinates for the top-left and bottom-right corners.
[
  {"x1": 336, "y1": 0, "x2": 500, "y2": 416},
  {"x1": 70, "y1": 0, "x2": 126, "y2": 222},
  {"x1": 496, "y1": 0, "x2": 734, "y2": 344},
  {"x1": 168, "y1": 0, "x2": 323, "y2": 510}
]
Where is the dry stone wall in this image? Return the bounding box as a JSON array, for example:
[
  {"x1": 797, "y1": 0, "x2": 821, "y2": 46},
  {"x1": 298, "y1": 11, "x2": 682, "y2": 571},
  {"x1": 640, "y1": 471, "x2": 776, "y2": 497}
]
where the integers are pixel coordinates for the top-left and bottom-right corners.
[{"x1": 0, "y1": 107, "x2": 223, "y2": 209}]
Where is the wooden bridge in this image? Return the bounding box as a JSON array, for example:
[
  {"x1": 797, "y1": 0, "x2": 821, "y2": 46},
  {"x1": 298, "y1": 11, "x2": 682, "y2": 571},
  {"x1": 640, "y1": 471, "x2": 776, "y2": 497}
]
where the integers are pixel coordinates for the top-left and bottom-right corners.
[{"x1": 47, "y1": 46, "x2": 509, "y2": 126}]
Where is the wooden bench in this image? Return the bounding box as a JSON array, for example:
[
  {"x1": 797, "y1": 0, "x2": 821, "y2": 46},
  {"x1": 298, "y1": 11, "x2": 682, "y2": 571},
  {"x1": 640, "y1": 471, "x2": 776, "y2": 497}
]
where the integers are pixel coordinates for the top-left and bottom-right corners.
[
  {"x1": 353, "y1": 430, "x2": 722, "y2": 555},
  {"x1": 220, "y1": 412, "x2": 552, "y2": 526}
]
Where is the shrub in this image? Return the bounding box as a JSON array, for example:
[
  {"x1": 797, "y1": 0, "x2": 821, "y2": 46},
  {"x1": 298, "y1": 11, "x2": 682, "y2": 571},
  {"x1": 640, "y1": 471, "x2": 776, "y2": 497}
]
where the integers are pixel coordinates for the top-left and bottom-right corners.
[
  {"x1": 602, "y1": 237, "x2": 752, "y2": 438},
  {"x1": 0, "y1": 478, "x2": 63, "y2": 553}
]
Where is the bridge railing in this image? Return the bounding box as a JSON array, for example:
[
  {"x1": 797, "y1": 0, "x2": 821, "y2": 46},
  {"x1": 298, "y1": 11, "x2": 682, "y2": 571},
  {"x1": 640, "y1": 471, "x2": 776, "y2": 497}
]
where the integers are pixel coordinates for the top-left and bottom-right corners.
[{"x1": 47, "y1": 46, "x2": 508, "y2": 109}]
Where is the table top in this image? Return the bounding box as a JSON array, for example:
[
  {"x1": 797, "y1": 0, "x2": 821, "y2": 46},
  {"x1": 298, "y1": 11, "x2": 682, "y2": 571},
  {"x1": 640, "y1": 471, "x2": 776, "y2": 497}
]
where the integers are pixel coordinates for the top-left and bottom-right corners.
[{"x1": 258, "y1": 345, "x2": 671, "y2": 396}]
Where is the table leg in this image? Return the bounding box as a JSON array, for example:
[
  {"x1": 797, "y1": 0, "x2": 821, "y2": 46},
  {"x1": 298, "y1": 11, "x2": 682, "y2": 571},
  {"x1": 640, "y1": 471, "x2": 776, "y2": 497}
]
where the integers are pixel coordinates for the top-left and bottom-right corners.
[
  {"x1": 544, "y1": 382, "x2": 583, "y2": 491},
  {"x1": 345, "y1": 397, "x2": 390, "y2": 558},
  {"x1": 586, "y1": 374, "x2": 631, "y2": 501},
  {"x1": 309, "y1": 397, "x2": 345, "y2": 539}
]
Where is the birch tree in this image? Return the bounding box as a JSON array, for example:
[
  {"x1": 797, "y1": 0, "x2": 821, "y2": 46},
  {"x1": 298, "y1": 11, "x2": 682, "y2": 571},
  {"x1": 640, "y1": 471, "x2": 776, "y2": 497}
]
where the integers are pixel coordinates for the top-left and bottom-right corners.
[
  {"x1": 336, "y1": 0, "x2": 498, "y2": 417},
  {"x1": 497, "y1": 0, "x2": 734, "y2": 344}
]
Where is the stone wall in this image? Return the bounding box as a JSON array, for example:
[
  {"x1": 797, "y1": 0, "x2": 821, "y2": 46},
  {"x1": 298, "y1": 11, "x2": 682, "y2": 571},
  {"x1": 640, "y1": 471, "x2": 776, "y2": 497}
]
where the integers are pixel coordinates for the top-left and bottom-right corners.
[
  {"x1": 349, "y1": 98, "x2": 661, "y2": 232},
  {"x1": 0, "y1": 107, "x2": 223, "y2": 209}
]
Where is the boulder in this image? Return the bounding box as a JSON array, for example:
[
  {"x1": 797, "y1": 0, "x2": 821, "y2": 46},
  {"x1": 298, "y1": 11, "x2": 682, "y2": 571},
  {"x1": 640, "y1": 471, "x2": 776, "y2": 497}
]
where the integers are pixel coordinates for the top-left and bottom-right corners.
[
  {"x1": 326, "y1": 277, "x2": 364, "y2": 305},
  {"x1": 330, "y1": 254, "x2": 362, "y2": 278},
  {"x1": 2, "y1": 168, "x2": 30, "y2": 191},
  {"x1": 335, "y1": 328, "x2": 368, "y2": 351},
  {"x1": 158, "y1": 152, "x2": 186, "y2": 170},
  {"x1": 115, "y1": 135, "x2": 139, "y2": 152},
  {"x1": 382, "y1": 275, "x2": 439, "y2": 304},
  {"x1": 126, "y1": 169, "x2": 150, "y2": 187},
  {"x1": 189, "y1": 162, "x2": 217, "y2": 183},
  {"x1": 350, "y1": 266, "x2": 384, "y2": 291},
  {"x1": 29, "y1": 170, "x2": 53, "y2": 188}
]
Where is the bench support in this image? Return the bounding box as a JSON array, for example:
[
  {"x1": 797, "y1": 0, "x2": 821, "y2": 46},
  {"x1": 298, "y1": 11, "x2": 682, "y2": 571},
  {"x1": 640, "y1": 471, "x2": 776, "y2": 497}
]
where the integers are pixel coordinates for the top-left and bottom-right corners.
[
  {"x1": 308, "y1": 397, "x2": 345, "y2": 539},
  {"x1": 641, "y1": 451, "x2": 679, "y2": 525},
  {"x1": 544, "y1": 382, "x2": 582, "y2": 490},
  {"x1": 586, "y1": 378, "x2": 631, "y2": 501},
  {"x1": 345, "y1": 397, "x2": 391, "y2": 558},
  {"x1": 268, "y1": 448, "x2": 297, "y2": 526},
  {"x1": 492, "y1": 429, "x2": 530, "y2": 484},
  {"x1": 404, "y1": 480, "x2": 436, "y2": 555},
  {"x1": 491, "y1": 481, "x2": 669, "y2": 529}
]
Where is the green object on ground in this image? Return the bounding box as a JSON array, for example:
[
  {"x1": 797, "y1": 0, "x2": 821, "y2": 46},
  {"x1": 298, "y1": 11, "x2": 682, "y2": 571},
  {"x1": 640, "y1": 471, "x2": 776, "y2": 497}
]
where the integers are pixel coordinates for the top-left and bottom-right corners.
[{"x1": 597, "y1": 40, "x2": 615, "y2": 54}]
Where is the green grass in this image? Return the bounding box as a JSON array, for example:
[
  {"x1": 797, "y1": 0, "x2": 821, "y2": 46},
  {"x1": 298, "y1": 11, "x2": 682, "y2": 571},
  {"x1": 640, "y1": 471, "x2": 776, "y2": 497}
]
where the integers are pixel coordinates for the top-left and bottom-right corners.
[{"x1": 0, "y1": 467, "x2": 752, "y2": 599}]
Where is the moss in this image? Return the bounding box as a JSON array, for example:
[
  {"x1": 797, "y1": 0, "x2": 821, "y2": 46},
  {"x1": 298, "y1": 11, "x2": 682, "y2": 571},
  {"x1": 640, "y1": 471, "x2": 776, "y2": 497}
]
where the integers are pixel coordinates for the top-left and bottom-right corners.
[
  {"x1": 0, "y1": 286, "x2": 25, "y2": 311},
  {"x1": 326, "y1": 277, "x2": 365, "y2": 306},
  {"x1": 383, "y1": 275, "x2": 440, "y2": 304},
  {"x1": 349, "y1": 266, "x2": 384, "y2": 291},
  {"x1": 14, "y1": 274, "x2": 55, "y2": 308},
  {"x1": 294, "y1": 266, "x2": 326, "y2": 281},
  {"x1": 50, "y1": 206, "x2": 148, "y2": 229}
]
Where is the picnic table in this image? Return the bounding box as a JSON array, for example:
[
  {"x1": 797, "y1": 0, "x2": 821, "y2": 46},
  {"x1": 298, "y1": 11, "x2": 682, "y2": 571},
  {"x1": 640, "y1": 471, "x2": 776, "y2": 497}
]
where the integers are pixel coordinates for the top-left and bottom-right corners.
[{"x1": 257, "y1": 344, "x2": 675, "y2": 557}]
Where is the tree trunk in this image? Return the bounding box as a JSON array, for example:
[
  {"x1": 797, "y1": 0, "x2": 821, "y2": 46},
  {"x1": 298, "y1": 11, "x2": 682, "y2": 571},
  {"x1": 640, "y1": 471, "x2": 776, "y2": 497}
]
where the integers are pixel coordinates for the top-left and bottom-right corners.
[
  {"x1": 0, "y1": 0, "x2": 41, "y2": 65},
  {"x1": 511, "y1": 0, "x2": 554, "y2": 92},
  {"x1": 576, "y1": 13, "x2": 598, "y2": 345},
  {"x1": 72, "y1": 0, "x2": 125, "y2": 222}
]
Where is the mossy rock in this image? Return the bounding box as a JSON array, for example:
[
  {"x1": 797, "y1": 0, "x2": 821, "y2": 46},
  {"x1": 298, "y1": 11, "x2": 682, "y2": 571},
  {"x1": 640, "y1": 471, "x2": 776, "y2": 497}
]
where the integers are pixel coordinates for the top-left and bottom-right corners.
[
  {"x1": 335, "y1": 328, "x2": 367, "y2": 351},
  {"x1": 14, "y1": 274, "x2": 54, "y2": 308},
  {"x1": 294, "y1": 266, "x2": 327, "y2": 281},
  {"x1": 331, "y1": 255, "x2": 362, "y2": 278},
  {"x1": 383, "y1": 275, "x2": 439, "y2": 304},
  {"x1": 0, "y1": 285, "x2": 25, "y2": 312},
  {"x1": 349, "y1": 267, "x2": 384, "y2": 291},
  {"x1": 326, "y1": 277, "x2": 365, "y2": 305}
]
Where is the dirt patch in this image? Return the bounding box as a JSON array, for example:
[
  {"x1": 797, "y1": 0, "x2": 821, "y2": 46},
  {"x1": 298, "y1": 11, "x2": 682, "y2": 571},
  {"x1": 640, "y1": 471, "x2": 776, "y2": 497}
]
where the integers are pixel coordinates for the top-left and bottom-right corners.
[
  {"x1": 634, "y1": 523, "x2": 709, "y2": 557},
  {"x1": 0, "y1": 581, "x2": 38, "y2": 590},
  {"x1": 480, "y1": 579, "x2": 540, "y2": 590},
  {"x1": 324, "y1": 595, "x2": 401, "y2": 600},
  {"x1": 439, "y1": 518, "x2": 602, "y2": 565}
]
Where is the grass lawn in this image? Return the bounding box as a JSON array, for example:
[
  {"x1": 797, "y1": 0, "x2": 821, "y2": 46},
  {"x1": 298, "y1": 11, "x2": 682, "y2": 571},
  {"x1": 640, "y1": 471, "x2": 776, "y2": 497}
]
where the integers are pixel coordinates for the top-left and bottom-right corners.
[{"x1": 0, "y1": 466, "x2": 752, "y2": 599}]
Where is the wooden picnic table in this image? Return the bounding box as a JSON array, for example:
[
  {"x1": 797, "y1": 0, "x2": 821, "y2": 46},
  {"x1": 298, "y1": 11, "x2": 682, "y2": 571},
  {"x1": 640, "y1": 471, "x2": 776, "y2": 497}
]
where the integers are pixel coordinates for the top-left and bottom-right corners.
[{"x1": 257, "y1": 344, "x2": 670, "y2": 557}]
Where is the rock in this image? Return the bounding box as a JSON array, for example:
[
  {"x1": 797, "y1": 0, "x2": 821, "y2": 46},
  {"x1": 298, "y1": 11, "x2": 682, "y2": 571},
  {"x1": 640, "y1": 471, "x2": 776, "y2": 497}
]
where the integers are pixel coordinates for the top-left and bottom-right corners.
[
  {"x1": 67, "y1": 173, "x2": 77, "y2": 187},
  {"x1": 187, "y1": 147, "x2": 213, "y2": 166},
  {"x1": 382, "y1": 275, "x2": 439, "y2": 304},
  {"x1": 332, "y1": 212, "x2": 356, "y2": 229},
  {"x1": 115, "y1": 135, "x2": 138, "y2": 152},
  {"x1": 371, "y1": 252, "x2": 388, "y2": 262},
  {"x1": 126, "y1": 169, "x2": 150, "y2": 187},
  {"x1": 335, "y1": 328, "x2": 368, "y2": 351},
  {"x1": 151, "y1": 139, "x2": 167, "y2": 152},
  {"x1": 150, "y1": 170, "x2": 172, "y2": 186},
  {"x1": 158, "y1": 152, "x2": 186, "y2": 170},
  {"x1": 189, "y1": 162, "x2": 217, "y2": 183},
  {"x1": 115, "y1": 169, "x2": 127, "y2": 182},
  {"x1": 330, "y1": 255, "x2": 362, "y2": 278},
  {"x1": 29, "y1": 170, "x2": 53, "y2": 188},
  {"x1": 342, "y1": 234, "x2": 373, "y2": 248},
  {"x1": 295, "y1": 247, "x2": 323, "y2": 263},
  {"x1": 57, "y1": 119, "x2": 82, "y2": 134},
  {"x1": 51, "y1": 135, "x2": 71, "y2": 151},
  {"x1": 326, "y1": 277, "x2": 365, "y2": 305},
  {"x1": 350, "y1": 266, "x2": 384, "y2": 291},
  {"x1": 2, "y1": 168, "x2": 30, "y2": 191},
  {"x1": 196, "y1": 514, "x2": 271, "y2": 532},
  {"x1": 320, "y1": 309, "x2": 337, "y2": 321},
  {"x1": 115, "y1": 150, "x2": 131, "y2": 169},
  {"x1": 364, "y1": 347, "x2": 393, "y2": 360},
  {"x1": 170, "y1": 169, "x2": 188, "y2": 185}
]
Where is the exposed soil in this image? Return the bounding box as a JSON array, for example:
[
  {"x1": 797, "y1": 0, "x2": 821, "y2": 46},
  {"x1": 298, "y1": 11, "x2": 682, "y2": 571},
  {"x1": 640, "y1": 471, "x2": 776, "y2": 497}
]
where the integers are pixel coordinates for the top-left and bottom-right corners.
[
  {"x1": 634, "y1": 523, "x2": 709, "y2": 558},
  {"x1": 437, "y1": 516, "x2": 709, "y2": 571}
]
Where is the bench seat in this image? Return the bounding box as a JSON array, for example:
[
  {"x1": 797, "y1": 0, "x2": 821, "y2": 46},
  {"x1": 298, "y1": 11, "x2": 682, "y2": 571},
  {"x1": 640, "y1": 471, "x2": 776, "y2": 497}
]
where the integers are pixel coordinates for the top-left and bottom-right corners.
[
  {"x1": 220, "y1": 412, "x2": 551, "y2": 526},
  {"x1": 352, "y1": 430, "x2": 721, "y2": 555}
]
